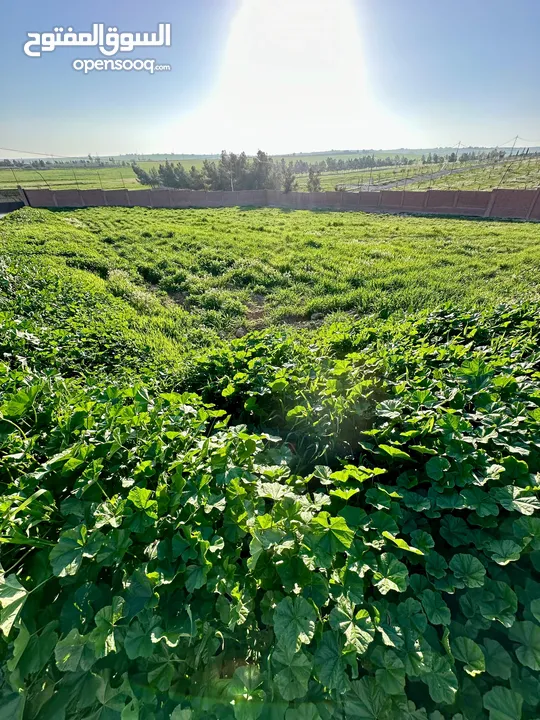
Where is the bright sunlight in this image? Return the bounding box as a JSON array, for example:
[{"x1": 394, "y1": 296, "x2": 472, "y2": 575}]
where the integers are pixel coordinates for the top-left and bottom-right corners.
[{"x1": 172, "y1": 0, "x2": 408, "y2": 153}]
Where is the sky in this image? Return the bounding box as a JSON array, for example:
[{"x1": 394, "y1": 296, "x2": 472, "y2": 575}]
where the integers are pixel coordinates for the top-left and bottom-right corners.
[{"x1": 2, "y1": 0, "x2": 540, "y2": 157}]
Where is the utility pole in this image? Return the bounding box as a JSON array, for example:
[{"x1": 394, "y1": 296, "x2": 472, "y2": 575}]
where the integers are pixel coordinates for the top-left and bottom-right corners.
[{"x1": 455, "y1": 140, "x2": 461, "y2": 168}]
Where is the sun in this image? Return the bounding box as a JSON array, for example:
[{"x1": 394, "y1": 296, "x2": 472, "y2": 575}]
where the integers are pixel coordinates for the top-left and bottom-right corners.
[{"x1": 173, "y1": 0, "x2": 402, "y2": 153}]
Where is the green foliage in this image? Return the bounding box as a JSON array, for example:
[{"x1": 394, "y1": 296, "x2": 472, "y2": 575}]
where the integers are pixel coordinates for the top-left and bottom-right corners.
[
  {"x1": 4, "y1": 205, "x2": 540, "y2": 338},
  {"x1": 1, "y1": 209, "x2": 540, "y2": 718}
]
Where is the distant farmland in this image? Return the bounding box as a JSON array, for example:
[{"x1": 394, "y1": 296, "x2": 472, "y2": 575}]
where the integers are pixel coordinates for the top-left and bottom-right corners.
[{"x1": 2, "y1": 152, "x2": 540, "y2": 192}]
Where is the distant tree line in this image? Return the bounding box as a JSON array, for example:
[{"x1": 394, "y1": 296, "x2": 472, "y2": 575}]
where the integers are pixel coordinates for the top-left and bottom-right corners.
[
  {"x1": 420, "y1": 149, "x2": 509, "y2": 164},
  {"x1": 132, "y1": 150, "x2": 322, "y2": 193},
  {"x1": 0, "y1": 155, "x2": 130, "y2": 169}
]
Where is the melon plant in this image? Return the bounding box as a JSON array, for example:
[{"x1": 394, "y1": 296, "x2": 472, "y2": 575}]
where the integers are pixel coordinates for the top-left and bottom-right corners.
[{"x1": 0, "y1": 299, "x2": 539, "y2": 719}]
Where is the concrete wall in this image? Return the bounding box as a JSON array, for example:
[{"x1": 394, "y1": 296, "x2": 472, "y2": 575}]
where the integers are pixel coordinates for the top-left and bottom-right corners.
[
  {"x1": 20, "y1": 186, "x2": 540, "y2": 221},
  {"x1": 0, "y1": 201, "x2": 23, "y2": 213}
]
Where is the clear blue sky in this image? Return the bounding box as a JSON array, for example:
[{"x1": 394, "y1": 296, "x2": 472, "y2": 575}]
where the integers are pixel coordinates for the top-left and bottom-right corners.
[{"x1": 2, "y1": 0, "x2": 540, "y2": 157}]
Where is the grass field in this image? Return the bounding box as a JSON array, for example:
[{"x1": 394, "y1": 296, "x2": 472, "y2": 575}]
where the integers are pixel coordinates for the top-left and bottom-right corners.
[
  {"x1": 0, "y1": 159, "x2": 429, "y2": 192},
  {"x1": 296, "y1": 163, "x2": 446, "y2": 191},
  {"x1": 407, "y1": 155, "x2": 540, "y2": 191},
  {"x1": 1, "y1": 206, "x2": 540, "y2": 719},
  {"x1": 5, "y1": 152, "x2": 535, "y2": 193},
  {"x1": 0, "y1": 165, "x2": 142, "y2": 191},
  {"x1": 2, "y1": 206, "x2": 540, "y2": 340}
]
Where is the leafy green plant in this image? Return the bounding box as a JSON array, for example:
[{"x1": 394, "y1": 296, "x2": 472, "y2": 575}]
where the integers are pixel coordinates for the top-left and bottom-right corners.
[
  {"x1": 0, "y1": 297, "x2": 539, "y2": 718},
  {"x1": 1, "y1": 209, "x2": 540, "y2": 718}
]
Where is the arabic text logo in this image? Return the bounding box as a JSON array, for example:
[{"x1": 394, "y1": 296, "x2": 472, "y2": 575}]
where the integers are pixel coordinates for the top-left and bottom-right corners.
[{"x1": 24, "y1": 24, "x2": 171, "y2": 58}]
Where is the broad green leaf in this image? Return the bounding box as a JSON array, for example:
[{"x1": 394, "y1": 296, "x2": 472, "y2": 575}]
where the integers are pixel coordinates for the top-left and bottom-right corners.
[
  {"x1": 513, "y1": 516, "x2": 540, "y2": 547},
  {"x1": 304, "y1": 513, "x2": 354, "y2": 567},
  {"x1": 461, "y1": 487, "x2": 498, "y2": 517},
  {"x1": 401, "y1": 491, "x2": 431, "y2": 512},
  {"x1": 54, "y1": 628, "x2": 96, "y2": 672},
  {"x1": 123, "y1": 569, "x2": 155, "y2": 618},
  {"x1": 483, "y1": 686, "x2": 523, "y2": 720},
  {"x1": 491, "y1": 487, "x2": 540, "y2": 516},
  {"x1": 329, "y1": 597, "x2": 375, "y2": 654},
  {"x1": 451, "y1": 637, "x2": 485, "y2": 676},
  {"x1": 343, "y1": 677, "x2": 390, "y2": 719},
  {"x1": 422, "y1": 655, "x2": 458, "y2": 705},
  {"x1": 421, "y1": 589, "x2": 451, "y2": 626},
  {"x1": 148, "y1": 661, "x2": 174, "y2": 692},
  {"x1": 127, "y1": 487, "x2": 158, "y2": 518},
  {"x1": 440, "y1": 516, "x2": 472, "y2": 547},
  {"x1": 0, "y1": 693, "x2": 25, "y2": 720},
  {"x1": 478, "y1": 580, "x2": 517, "y2": 627},
  {"x1": 375, "y1": 651, "x2": 406, "y2": 694},
  {"x1": 314, "y1": 631, "x2": 350, "y2": 693},
  {"x1": 371, "y1": 553, "x2": 408, "y2": 594},
  {"x1": 0, "y1": 574, "x2": 28, "y2": 637},
  {"x1": 273, "y1": 646, "x2": 311, "y2": 701},
  {"x1": 90, "y1": 596, "x2": 125, "y2": 657},
  {"x1": 449, "y1": 554, "x2": 486, "y2": 588},
  {"x1": 125, "y1": 620, "x2": 155, "y2": 659},
  {"x1": 425, "y1": 456, "x2": 451, "y2": 481},
  {"x1": 382, "y1": 531, "x2": 424, "y2": 555},
  {"x1": 456, "y1": 675, "x2": 484, "y2": 720},
  {"x1": 285, "y1": 704, "x2": 320, "y2": 720},
  {"x1": 232, "y1": 665, "x2": 263, "y2": 693},
  {"x1": 509, "y1": 621, "x2": 540, "y2": 670},
  {"x1": 392, "y1": 598, "x2": 427, "y2": 635},
  {"x1": 49, "y1": 525, "x2": 95, "y2": 577},
  {"x1": 185, "y1": 565, "x2": 206, "y2": 592},
  {"x1": 330, "y1": 487, "x2": 360, "y2": 501},
  {"x1": 122, "y1": 699, "x2": 141, "y2": 720},
  {"x1": 6, "y1": 622, "x2": 30, "y2": 671},
  {"x1": 342, "y1": 566, "x2": 365, "y2": 605},
  {"x1": 410, "y1": 530, "x2": 435, "y2": 553},
  {"x1": 274, "y1": 596, "x2": 316, "y2": 655},
  {"x1": 301, "y1": 574, "x2": 329, "y2": 608},
  {"x1": 171, "y1": 708, "x2": 193, "y2": 720},
  {"x1": 425, "y1": 551, "x2": 448, "y2": 579},
  {"x1": 486, "y1": 540, "x2": 522, "y2": 566},
  {"x1": 17, "y1": 622, "x2": 57, "y2": 678},
  {"x1": 483, "y1": 639, "x2": 513, "y2": 680},
  {"x1": 530, "y1": 598, "x2": 540, "y2": 623},
  {"x1": 379, "y1": 444, "x2": 412, "y2": 461}
]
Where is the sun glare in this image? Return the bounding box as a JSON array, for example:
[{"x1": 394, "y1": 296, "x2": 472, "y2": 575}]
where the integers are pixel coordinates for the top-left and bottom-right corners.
[{"x1": 173, "y1": 0, "x2": 403, "y2": 153}]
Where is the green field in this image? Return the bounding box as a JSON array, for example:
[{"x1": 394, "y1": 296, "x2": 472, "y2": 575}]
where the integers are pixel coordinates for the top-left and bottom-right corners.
[
  {"x1": 407, "y1": 156, "x2": 540, "y2": 191},
  {"x1": 0, "y1": 158, "x2": 423, "y2": 192},
  {"x1": 0, "y1": 165, "x2": 142, "y2": 191},
  {"x1": 3, "y1": 206, "x2": 540, "y2": 339},
  {"x1": 296, "y1": 163, "x2": 446, "y2": 191},
  {"x1": 4, "y1": 152, "x2": 536, "y2": 193},
  {"x1": 1, "y1": 206, "x2": 540, "y2": 719}
]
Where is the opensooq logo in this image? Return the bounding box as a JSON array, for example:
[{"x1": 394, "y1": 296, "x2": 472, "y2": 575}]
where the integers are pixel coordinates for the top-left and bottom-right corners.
[{"x1": 23, "y1": 23, "x2": 172, "y2": 58}]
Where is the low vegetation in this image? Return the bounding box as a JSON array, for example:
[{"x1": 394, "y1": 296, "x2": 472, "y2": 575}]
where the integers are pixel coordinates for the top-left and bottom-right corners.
[
  {"x1": 3, "y1": 207, "x2": 540, "y2": 335},
  {"x1": 2, "y1": 149, "x2": 539, "y2": 193},
  {"x1": 0, "y1": 206, "x2": 539, "y2": 719}
]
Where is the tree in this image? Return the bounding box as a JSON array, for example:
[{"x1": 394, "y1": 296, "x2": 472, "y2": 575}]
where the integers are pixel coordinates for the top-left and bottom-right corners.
[
  {"x1": 280, "y1": 160, "x2": 297, "y2": 193},
  {"x1": 307, "y1": 166, "x2": 322, "y2": 192},
  {"x1": 132, "y1": 150, "x2": 295, "y2": 193},
  {"x1": 188, "y1": 166, "x2": 205, "y2": 190},
  {"x1": 250, "y1": 150, "x2": 275, "y2": 190},
  {"x1": 132, "y1": 164, "x2": 160, "y2": 187}
]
